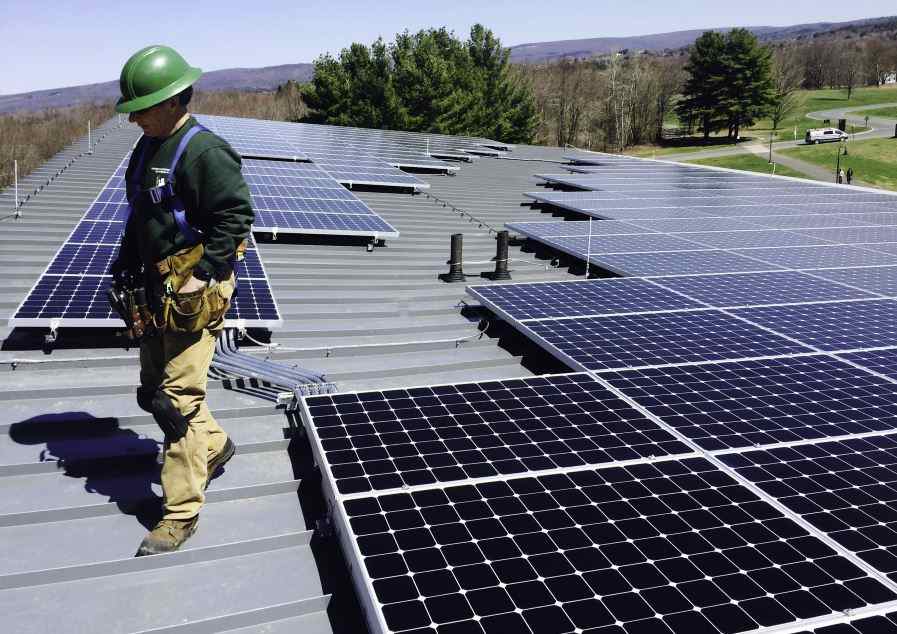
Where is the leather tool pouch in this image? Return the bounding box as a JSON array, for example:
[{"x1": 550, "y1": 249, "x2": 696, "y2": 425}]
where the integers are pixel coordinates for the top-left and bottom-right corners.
[{"x1": 156, "y1": 244, "x2": 234, "y2": 333}]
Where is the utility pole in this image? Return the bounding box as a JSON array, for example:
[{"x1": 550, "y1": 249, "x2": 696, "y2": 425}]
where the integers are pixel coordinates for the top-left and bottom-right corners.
[
  {"x1": 768, "y1": 131, "x2": 773, "y2": 164},
  {"x1": 835, "y1": 139, "x2": 844, "y2": 184},
  {"x1": 88, "y1": 120, "x2": 92, "y2": 155}
]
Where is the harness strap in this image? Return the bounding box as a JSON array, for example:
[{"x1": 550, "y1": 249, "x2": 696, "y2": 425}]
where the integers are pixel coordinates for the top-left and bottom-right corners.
[{"x1": 127, "y1": 124, "x2": 209, "y2": 246}]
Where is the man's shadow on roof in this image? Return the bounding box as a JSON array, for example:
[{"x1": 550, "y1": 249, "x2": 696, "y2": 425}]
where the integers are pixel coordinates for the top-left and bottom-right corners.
[{"x1": 9, "y1": 413, "x2": 163, "y2": 530}]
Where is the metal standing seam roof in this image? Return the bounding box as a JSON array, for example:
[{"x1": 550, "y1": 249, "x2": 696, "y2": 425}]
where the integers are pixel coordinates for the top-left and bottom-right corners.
[{"x1": 0, "y1": 119, "x2": 580, "y2": 633}]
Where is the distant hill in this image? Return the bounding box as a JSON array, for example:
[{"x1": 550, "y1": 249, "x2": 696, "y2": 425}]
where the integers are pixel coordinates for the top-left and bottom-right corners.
[
  {"x1": 509, "y1": 16, "x2": 897, "y2": 62},
  {"x1": 0, "y1": 62, "x2": 313, "y2": 114}
]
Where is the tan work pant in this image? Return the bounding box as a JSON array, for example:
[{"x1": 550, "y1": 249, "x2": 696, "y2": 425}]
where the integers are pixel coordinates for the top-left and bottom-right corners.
[{"x1": 140, "y1": 327, "x2": 228, "y2": 520}]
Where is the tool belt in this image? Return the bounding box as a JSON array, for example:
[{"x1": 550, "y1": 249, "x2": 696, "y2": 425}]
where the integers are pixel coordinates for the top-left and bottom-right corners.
[
  {"x1": 107, "y1": 272, "x2": 157, "y2": 342},
  {"x1": 155, "y1": 243, "x2": 239, "y2": 334}
]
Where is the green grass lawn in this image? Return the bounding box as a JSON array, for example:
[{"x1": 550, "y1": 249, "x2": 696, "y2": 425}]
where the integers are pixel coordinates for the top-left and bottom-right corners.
[
  {"x1": 746, "y1": 84, "x2": 897, "y2": 141},
  {"x1": 686, "y1": 153, "x2": 807, "y2": 179},
  {"x1": 860, "y1": 105, "x2": 897, "y2": 119},
  {"x1": 626, "y1": 143, "x2": 734, "y2": 158},
  {"x1": 780, "y1": 138, "x2": 897, "y2": 191}
]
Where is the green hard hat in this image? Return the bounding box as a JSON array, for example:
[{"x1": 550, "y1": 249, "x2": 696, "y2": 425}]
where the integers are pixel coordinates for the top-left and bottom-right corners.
[{"x1": 115, "y1": 45, "x2": 202, "y2": 113}]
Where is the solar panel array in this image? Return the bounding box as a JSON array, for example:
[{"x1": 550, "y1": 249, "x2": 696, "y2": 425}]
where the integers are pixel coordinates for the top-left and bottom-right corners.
[
  {"x1": 10, "y1": 154, "x2": 283, "y2": 330},
  {"x1": 241, "y1": 158, "x2": 399, "y2": 239},
  {"x1": 277, "y1": 152, "x2": 895, "y2": 633}
]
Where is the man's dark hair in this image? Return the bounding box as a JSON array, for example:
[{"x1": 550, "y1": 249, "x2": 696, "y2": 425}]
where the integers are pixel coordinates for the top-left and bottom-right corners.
[{"x1": 177, "y1": 86, "x2": 193, "y2": 106}]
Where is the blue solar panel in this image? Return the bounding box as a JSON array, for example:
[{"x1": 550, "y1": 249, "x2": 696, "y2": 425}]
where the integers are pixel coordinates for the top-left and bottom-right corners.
[
  {"x1": 626, "y1": 218, "x2": 766, "y2": 233},
  {"x1": 602, "y1": 356, "x2": 897, "y2": 450},
  {"x1": 247, "y1": 183, "x2": 358, "y2": 201},
  {"x1": 12, "y1": 275, "x2": 118, "y2": 322},
  {"x1": 11, "y1": 152, "x2": 283, "y2": 329},
  {"x1": 523, "y1": 311, "x2": 811, "y2": 371},
  {"x1": 593, "y1": 250, "x2": 783, "y2": 276},
  {"x1": 813, "y1": 266, "x2": 897, "y2": 295},
  {"x1": 467, "y1": 278, "x2": 704, "y2": 321},
  {"x1": 797, "y1": 227, "x2": 897, "y2": 244},
  {"x1": 253, "y1": 210, "x2": 397, "y2": 236},
  {"x1": 653, "y1": 271, "x2": 875, "y2": 307},
  {"x1": 303, "y1": 373, "x2": 691, "y2": 495},
  {"x1": 340, "y1": 457, "x2": 896, "y2": 634},
  {"x1": 678, "y1": 230, "x2": 831, "y2": 249},
  {"x1": 840, "y1": 348, "x2": 897, "y2": 381},
  {"x1": 68, "y1": 220, "x2": 124, "y2": 245},
  {"x1": 746, "y1": 214, "x2": 880, "y2": 229},
  {"x1": 721, "y1": 435, "x2": 897, "y2": 586},
  {"x1": 732, "y1": 300, "x2": 897, "y2": 351},
  {"x1": 507, "y1": 220, "x2": 650, "y2": 237},
  {"x1": 226, "y1": 278, "x2": 280, "y2": 323},
  {"x1": 46, "y1": 244, "x2": 119, "y2": 275},
  {"x1": 84, "y1": 200, "x2": 129, "y2": 221},
  {"x1": 733, "y1": 246, "x2": 896, "y2": 270},
  {"x1": 251, "y1": 194, "x2": 376, "y2": 215}
]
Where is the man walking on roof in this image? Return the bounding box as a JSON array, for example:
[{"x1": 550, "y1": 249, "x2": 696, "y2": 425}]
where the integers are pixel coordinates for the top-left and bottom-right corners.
[{"x1": 109, "y1": 45, "x2": 254, "y2": 556}]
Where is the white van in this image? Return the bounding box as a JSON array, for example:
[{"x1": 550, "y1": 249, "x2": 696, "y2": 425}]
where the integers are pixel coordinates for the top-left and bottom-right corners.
[{"x1": 805, "y1": 128, "x2": 849, "y2": 144}]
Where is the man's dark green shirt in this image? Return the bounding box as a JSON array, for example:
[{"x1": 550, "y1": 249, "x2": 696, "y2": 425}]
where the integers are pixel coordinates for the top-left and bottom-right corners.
[{"x1": 115, "y1": 117, "x2": 253, "y2": 281}]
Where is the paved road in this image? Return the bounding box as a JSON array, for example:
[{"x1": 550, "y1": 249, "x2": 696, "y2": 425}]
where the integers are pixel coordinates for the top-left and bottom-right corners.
[{"x1": 661, "y1": 102, "x2": 897, "y2": 164}]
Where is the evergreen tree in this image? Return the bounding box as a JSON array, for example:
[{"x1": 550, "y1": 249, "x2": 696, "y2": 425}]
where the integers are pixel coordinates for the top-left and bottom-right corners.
[
  {"x1": 720, "y1": 29, "x2": 775, "y2": 139},
  {"x1": 676, "y1": 31, "x2": 728, "y2": 140},
  {"x1": 677, "y1": 29, "x2": 775, "y2": 142},
  {"x1": 307, "y1": 25, "x2": 537, "y2": 142}
]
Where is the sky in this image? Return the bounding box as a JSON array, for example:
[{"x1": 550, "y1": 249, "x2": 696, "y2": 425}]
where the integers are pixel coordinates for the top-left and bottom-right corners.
[{"x1": 2, "y1": 0, "x2": 895, "y2": 94}]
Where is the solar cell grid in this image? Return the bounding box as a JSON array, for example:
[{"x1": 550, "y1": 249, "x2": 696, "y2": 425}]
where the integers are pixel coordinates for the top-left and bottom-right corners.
[
  {"x1": 590, "y1": 250, "x2": 782, "y2": 276},
  {"x1": 253, "y1": 210, "x2": 397, "y2": 235},
  {"x1": 747, "y1": 215, "x2": 880, "y2": 229},
  {"x1": 524, "y1": 311, "x2": 811, "y2": 371},
  {"x1": 625, "y1": 218, "x2": 766, "y2": 233},
  {"x1": 247, "y1": 182, "x2": 358, "y2": 201},
  {"x1": 341, "y1": 457, "x2": 897, "y2": 634},
  {"x1": 841, "y1": 349, "x2": 897, "y2": 382},
  {"x1": 46, "y1": 244, "x2": 119, "y2": 276},
  {"x1": 722, "y1": 434, "x2": 897, "y2": 586},
  {"x1": 733, "y1": 299, "x2": 897, "y2": 351},
  {"x1": 68, "y1": 220, "x2": 124, "y2": 245},
  {"x1": 13, "y1": 275, "x2": 117, "y2": 322},
  {"x1": 732, "y1": 245, "x2": 896, "y2": 270},
  {"x1": 652, "y1": 271, "x2": 876, "y2": 307},
  {"x1": 251, "y1": 195, "x2": 375, "y2": 215},
  {"x1": 303, "y1": 373, "x2": 691, "y2": 495},
  {"x1": 506, "y1": 220, "x2": 651, "y2": 238},
  {"x1": 797, "y1": 227, "x2": 897, "y2": 245},
  {"x1": 813, "y1": 267, "x2": 897, "y2": 296},
  {"x1": 677, "y1": 230, "x2": 830, "y2": 249},
  {"x1": 601, "y1": 355, "x2": 897, "y2": 451},
  {"x1": 84, "y1": 200, "x2": 129, "y2": 221},
  {"x1": 466, "y1": 278, "x2": 704, "y2": 321}
]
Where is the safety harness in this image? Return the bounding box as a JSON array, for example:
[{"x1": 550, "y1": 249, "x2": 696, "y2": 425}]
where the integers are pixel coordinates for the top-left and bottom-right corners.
[{"x1": 127, "y1": 123, "x2": 208, "y2": 245}]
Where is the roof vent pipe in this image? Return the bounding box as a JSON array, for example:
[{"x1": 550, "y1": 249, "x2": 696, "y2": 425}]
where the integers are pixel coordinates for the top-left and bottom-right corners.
[
  {"x1": 443, "y1": 233, "x2": 466, "y2": 282},
  {"x1": 490, "y1": 230, "x2": 511, "y2": 280}
]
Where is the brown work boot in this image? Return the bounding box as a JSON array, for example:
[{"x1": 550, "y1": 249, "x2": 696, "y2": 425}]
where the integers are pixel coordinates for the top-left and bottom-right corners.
[
  {"x1": 206, "y1": 437, "x2": 235, "y2": 489},
  {"x1": 135, "y1": 517, "x2": 199, "y2": 557}
]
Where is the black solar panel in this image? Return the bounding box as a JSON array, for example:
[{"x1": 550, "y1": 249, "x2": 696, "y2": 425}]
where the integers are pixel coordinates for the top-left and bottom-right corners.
[
  {"x1": 342, "y1": 458, "x2": 897, "y2": 634},
  {"x1": 302, "y1": 373, "x2": 691, "y2": 495},
  {"x1": 732, "y1": 300, "x2": 897, "y2": 351},
  {"x1": 602, "y1": 356, "x2": 897, "y2": 451},
  {"x1": 722, "y1": 434, "x2": 897, "y2": 585},
  {"x1": 523, "y1": 311, "x2": 811, "y2": 371}
]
